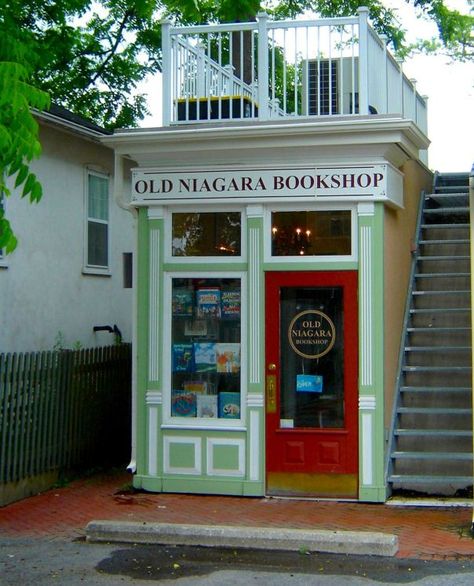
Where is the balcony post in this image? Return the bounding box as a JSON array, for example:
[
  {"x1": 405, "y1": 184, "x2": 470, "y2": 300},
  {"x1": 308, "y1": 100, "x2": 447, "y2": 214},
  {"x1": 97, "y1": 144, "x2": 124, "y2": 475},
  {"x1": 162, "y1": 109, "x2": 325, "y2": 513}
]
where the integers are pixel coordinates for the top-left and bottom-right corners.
[
  {"x1": 358, "y1": 6, "x2": 369, "y2": 115},
  {"x1": 161, "y1": 19, "x2": 172, "y2": 126},
  {"x1": 410, "y1": 78, "x2": 417, "y2": 123},
  {"x1": 257, "y1": 12, "x2": 270, "y2": 120},
  {"x1": 396, "y1": 58, "x2": 404, "y2": 117},
  {"x1": 380, "y1": 34, "x2": 389, "y2": 114}
]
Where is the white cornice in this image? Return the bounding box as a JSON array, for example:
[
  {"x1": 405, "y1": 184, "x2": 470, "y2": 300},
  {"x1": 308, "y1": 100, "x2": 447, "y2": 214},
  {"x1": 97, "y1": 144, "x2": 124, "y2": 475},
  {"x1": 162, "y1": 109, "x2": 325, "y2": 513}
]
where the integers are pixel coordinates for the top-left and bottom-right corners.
[
  {"x1": 102, "y1": 117, "x2": 429, "y2": 169},
  {"x1": 103, "y1": 116, "x2": 428, "y2": 149}
]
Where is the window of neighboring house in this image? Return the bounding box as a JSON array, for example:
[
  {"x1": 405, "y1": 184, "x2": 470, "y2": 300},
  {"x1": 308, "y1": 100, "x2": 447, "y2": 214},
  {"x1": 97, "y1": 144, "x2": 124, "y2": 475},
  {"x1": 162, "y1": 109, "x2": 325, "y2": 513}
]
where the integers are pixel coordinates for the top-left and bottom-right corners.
[{"x1": 85, "y1": 170, "x2": 110, "y2": 272}]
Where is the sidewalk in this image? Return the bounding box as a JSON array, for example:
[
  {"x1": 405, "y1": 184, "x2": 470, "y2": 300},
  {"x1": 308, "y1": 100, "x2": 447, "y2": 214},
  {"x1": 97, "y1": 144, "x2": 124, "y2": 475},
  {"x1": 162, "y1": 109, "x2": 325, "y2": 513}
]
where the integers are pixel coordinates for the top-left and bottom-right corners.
[{"x1": 0, "y1": 469, "x2": 473, "y2": 560}]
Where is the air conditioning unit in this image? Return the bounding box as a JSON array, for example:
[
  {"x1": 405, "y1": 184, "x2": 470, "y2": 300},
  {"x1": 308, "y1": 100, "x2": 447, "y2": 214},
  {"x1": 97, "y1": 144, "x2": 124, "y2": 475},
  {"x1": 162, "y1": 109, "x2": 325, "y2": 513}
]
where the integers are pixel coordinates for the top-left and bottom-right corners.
[{"x1": 302, "y1": 57, "x2": 359, "y2": 116}]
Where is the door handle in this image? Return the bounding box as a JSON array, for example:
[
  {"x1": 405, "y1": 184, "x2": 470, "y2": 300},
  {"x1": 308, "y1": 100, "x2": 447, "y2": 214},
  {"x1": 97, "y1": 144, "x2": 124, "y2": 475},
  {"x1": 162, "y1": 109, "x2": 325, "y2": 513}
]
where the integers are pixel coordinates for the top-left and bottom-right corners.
[
  {"x1": 266, "y1": 374, "x2": 277, "y2": 413},
  {"x1": 267, "y1": 363, "x2": 277, "y2": 371}
]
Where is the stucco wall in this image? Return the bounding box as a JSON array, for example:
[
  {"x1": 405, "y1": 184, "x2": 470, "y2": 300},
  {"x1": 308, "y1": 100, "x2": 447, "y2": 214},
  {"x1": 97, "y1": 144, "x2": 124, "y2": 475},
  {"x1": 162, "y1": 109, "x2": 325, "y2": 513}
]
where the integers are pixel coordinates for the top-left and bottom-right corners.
[
  {"x1": 383, "y1": 160, "x2": 433, "y2": 429},
  {"x1": 0, "y1": 122, "x2": 135, "y2": 352}
]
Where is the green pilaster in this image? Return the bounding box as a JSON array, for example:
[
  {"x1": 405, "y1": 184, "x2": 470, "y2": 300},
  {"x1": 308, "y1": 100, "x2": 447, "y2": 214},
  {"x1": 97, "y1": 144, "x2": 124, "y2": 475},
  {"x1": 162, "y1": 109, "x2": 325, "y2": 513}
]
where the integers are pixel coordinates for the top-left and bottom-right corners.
[
  {"x1": 135, "y1": 207, "x2": 150, "y2": 481},
  {"x1": 134, "y1": 208, "x2": 164, "y2": 487},
  {"x1": 246, "y1": 208, "x2": 265, "y2": 495},
  {"x1": 358, "y1": 203, "x2": 386, "y2": 502}
]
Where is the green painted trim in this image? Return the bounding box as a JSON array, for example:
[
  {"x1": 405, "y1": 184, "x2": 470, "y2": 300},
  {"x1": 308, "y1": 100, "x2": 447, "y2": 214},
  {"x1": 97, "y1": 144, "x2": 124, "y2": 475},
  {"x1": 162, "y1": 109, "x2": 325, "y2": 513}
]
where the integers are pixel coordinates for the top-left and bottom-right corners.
[
  {"x1": 358, "y1": 485, "x2": 387, "y2": 503},
  {"x1": 162, "y1": 477, "x2": 262, "y2": 496},
  {"x1": 134, "y1": 474, "x2": 265, "y2": 497},
  {"x1": 136, "y1": 208, "x2": 150, "y2": 477},
  {"x1": 357, "y1": 204, "x2": 386, "y2": 498},
  {"x1": 263, "y1": 261, "x2": 358, "y2": 272},
  {"x1": 164, "y1": 263, "x2": 248, "y2": 272},
  {"x1": 371, "y1": 204, "x2": 386, "y2": 493},
  {"x1": 243, "y1": 481, "x2": 265, "y2": 496},
  {"x1": 247, "y1": 215, "x2": 266, "y2": 484}
]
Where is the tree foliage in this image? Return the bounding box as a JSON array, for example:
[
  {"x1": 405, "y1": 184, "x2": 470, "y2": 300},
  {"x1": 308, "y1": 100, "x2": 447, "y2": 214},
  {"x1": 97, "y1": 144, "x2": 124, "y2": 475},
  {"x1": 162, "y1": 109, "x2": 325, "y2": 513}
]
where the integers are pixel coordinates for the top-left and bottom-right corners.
[{"x1": 0, "y1": 17, "x2": 50, "y2": 252}]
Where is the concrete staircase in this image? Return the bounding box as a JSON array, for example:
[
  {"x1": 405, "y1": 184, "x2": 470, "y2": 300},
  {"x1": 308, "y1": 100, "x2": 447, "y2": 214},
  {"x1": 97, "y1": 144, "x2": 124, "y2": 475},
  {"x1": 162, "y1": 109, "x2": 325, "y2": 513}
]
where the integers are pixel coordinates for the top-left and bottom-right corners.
[{"x1": 387, "y1": 172, "x2": 473, "y2": 496}]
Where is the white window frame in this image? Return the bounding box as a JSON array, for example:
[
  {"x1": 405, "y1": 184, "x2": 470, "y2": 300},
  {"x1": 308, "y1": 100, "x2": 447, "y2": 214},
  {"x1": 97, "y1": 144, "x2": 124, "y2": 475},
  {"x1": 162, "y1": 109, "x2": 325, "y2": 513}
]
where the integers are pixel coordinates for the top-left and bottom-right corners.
[
  {"x1": 162, "y1": 271, "x2": 247, "y2": 430},
  {"x1": 83, "y1": 168, "x2": 111, "y2": 275},
  {"x1": 164, "y1": 206, "x2": 246, "y2": 264},
  {"x1": 264, "y1": 203, "x2": 358, "y2": 264}
]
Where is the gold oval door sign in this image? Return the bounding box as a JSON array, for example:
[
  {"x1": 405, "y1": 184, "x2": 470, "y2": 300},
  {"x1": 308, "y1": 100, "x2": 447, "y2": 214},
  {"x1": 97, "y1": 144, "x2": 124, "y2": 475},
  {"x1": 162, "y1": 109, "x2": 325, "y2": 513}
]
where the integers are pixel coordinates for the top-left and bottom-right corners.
[{"x1": 288, "y1": 310, "x2": 336, "y2": 359}]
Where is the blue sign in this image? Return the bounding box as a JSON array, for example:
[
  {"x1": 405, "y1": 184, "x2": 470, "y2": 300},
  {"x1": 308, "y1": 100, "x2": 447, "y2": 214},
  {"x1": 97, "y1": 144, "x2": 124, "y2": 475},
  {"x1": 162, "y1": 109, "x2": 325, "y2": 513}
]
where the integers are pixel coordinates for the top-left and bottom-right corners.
[{"x1": 296, "y1": 374, "x2": 323, "y2": 393}]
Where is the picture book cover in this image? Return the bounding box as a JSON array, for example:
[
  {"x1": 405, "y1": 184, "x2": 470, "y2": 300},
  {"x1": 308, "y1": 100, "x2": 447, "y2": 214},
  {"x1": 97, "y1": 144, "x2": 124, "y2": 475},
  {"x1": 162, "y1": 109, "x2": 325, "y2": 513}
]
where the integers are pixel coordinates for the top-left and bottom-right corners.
[
  {"x1": 194, "y1": 342, "x2": 216, "y2": 372},
  {"x1": 216, "y1": 343, "x2": 241, "y2": 373},
  {"x1": 196, "y1": 394, "x2": 218, "y2": 418},
  {"x1": 172, "y1": 288, "x2": 194, "y2": 316},
  {"x1": 221, "y1": 289, "x2": 240, "y2": 319},
  {"x1": 218, "y1": 392, "x2": 240, "y2": 419},
  {"x1": 196, "y1": 287, "x2": 221, "y2": 318},
  {"x1": 172, "y1": 344, "x2": 194, "y2": 372},
  {"x1": 171, "y1": 391, "x2": 197, "y2": 417}
]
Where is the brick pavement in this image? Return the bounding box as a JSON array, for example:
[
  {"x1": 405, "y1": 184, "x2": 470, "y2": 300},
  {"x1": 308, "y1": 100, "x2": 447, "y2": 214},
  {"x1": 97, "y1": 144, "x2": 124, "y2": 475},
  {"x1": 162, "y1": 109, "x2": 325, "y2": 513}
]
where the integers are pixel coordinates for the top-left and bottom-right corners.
[{"x1": 0, "y1": 470, "x2": 473, "y2": 560}]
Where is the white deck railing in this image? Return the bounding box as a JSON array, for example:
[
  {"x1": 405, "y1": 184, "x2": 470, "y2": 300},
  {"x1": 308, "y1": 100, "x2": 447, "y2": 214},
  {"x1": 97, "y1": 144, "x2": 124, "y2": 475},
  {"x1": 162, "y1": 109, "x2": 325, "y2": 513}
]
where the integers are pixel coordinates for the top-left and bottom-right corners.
[{"x1": 161, "y1": 7, "x2": 428, "y2": 136}]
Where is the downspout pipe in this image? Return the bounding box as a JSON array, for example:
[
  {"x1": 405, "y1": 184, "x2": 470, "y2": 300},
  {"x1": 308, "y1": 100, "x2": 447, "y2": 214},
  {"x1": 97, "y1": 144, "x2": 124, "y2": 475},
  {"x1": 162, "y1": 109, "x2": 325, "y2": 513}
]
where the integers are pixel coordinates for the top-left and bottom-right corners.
[{"x1": 114, "y1": 152, "x2": 138, "y2": 474}]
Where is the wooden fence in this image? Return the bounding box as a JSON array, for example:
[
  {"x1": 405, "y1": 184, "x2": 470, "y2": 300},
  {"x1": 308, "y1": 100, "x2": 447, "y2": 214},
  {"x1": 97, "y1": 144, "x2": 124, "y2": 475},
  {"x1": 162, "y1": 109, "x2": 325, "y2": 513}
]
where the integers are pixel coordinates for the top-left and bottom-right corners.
[{"x1": 0, "y1": 344, "x2": 131, "y2": 505}]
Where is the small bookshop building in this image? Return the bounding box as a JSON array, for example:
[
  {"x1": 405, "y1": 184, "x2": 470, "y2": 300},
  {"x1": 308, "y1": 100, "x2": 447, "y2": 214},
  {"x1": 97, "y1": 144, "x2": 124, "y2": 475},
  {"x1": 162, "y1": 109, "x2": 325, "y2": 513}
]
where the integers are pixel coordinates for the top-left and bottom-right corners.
[
  {"x1": 107, "y1": 119, "x2": 431, "y2": 502},
  {"x1": 104, "y1": 12, "x2": 432, "y2": 502}
]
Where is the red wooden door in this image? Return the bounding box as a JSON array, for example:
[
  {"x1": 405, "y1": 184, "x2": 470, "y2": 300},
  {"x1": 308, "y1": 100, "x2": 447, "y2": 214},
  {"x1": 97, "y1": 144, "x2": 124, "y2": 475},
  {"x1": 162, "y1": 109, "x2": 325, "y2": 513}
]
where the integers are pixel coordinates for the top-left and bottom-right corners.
[{"x1": 265, "y1": 271, "x2": 358, "y2": 498}]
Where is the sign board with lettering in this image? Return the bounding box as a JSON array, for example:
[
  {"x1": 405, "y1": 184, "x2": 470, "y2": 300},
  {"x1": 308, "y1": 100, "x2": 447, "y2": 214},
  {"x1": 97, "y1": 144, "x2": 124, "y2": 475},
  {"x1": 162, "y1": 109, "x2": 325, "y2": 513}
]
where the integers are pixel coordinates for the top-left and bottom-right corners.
[
  {"x1": 288, "y1": 310, "x2": 336, "y2": 359},
  {"x1": 131, "y1": 164, "x2": 404, "y2": 207}
]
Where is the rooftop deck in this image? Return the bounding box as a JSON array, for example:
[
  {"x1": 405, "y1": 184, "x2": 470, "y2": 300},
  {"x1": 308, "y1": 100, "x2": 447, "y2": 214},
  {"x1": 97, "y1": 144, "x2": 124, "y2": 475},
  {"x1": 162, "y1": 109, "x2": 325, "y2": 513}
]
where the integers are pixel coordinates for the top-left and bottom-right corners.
[{"x1": 161, "y1": 7, "x2": 428, "y2": 141}]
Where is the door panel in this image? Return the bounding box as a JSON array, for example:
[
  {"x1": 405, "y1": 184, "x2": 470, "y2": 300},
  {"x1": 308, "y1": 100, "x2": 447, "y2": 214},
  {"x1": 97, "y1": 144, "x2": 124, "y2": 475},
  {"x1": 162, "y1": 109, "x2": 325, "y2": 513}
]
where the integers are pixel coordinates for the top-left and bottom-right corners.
[{"x1": 265, "y1": 271, "x2": 358, "y2": 498}]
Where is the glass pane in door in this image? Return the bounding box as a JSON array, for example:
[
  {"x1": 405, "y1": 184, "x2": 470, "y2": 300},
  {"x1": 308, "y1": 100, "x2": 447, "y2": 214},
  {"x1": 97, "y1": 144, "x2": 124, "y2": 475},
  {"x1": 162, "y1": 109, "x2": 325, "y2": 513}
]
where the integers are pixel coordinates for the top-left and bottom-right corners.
[{"x1": 280, "y1": 287, "x2": 344, "y2": 428}]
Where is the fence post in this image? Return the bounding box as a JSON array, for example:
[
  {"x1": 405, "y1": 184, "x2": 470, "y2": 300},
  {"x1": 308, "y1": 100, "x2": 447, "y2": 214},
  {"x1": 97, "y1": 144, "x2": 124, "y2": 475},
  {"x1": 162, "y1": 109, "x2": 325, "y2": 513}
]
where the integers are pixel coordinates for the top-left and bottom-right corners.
[
  {"x1": 162, "y1": 19, "x2": 172, "y2": 126},
  {"x1": 257, "y1": 12, "x2": 269, "y2": 121},
  {"x1": 358, "y1": 6, "x2": 369, "y2": 115}
]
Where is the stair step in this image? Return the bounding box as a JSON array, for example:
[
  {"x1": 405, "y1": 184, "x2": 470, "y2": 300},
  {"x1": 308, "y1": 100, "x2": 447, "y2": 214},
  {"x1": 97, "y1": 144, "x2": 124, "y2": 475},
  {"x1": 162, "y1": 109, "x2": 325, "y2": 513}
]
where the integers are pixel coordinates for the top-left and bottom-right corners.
[
  {"x1": 403, "y1": 365, "x2": 471, "y2": 372},
  {"x1": 431, "y1": 187, "x2": 469, "y2": 194},
  {"x1": 389, "y1": 474, "x2": 472, "y2": 483},
  {"x1": 401, "y1": 386, "x2": 472, "y2": 393},
  {"x1": 424, "y1": 207, "x2": 469, "y2": 214},
  {"x1": 407, "y1": 327, "x2": 471, "y2": 332},
  {"x1": 404, "y1": 346, "x2": 471, "y2": 352},
  {"x1": 417, "y1": 255, "x2": 470, "y2": 261},
  {"x1": 397, "y1": 407, "x2": 472, "y2": 415},
  {"x1": 419, "y1": 239, "x2": 470, "y2": 245},
  {"x1": 409, "y1": 307, "x2": 470, "y2": 314},
  {"x1": 392, "y1": 451, "x2": 472, "y2": 460},
  {"x1": 421, "y1": 223, "x2": 469, "y2": 228},
  {"x1": 415, "y1": 272, "x2": 470, "y2": 278},
  {"x1": 395, "y1": 429, "x2": 473, "y2": 437},
  {"x1": 413, "y1": 290, "x2": 470, "y2": 296}
]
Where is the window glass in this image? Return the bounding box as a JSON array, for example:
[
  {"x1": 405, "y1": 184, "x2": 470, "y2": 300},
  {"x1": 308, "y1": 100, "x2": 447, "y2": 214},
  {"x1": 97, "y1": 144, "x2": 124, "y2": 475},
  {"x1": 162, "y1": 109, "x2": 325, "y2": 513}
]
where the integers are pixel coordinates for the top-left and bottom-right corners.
[
  {"x1": 172, "y1": 212, "x2": 241, "y2": 256},
  {"x1": 87, "y1": 171, "x2": 109, "y2": 268},
  {"x1": 171, "y1": 277, "x2": 241, "y2": 420},
  {"x1": 88, "y1": 221, "x2": 108, "y2": 267},
  {"x1": 271, "y1": 211, "x2": 351, "y2": 256},
  {"x1": 280, "y1": 286, "x2": 344, "y2": 428},
  {"x1": 88, "y1": 174, "x2": 109, "y2": 221}
]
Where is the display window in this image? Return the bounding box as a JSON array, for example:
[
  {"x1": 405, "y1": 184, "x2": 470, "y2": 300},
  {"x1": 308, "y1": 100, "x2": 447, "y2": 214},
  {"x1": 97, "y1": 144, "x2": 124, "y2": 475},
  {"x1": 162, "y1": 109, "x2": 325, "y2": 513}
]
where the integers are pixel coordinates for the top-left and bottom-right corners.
[
  {"x1": 165, "y1": 275, "x2": 244, "y2": 425},
  {"x1": 271, "y1": 210, "x2": 351, "y2": 257},
  {"x1": 171, "y1": 212, "x2": 241, "y2": 257}
]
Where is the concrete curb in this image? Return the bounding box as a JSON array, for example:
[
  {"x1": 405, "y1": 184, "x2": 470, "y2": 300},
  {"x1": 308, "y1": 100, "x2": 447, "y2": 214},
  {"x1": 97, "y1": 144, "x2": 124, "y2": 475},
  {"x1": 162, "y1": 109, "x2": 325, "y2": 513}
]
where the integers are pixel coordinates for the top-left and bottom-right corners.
[{"x1": 85, "y1": 520, "x2": 399, "y2": 557}]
